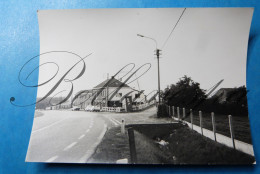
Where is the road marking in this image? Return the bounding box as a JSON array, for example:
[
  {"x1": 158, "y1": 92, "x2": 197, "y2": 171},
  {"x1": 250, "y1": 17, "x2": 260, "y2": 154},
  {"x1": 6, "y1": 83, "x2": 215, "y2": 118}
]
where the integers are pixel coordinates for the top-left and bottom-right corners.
[
  {"x1": 32, "y1": 118, "x2": 68, "y2": 134},
  {"x1": 79, "y1": 124, "x2": 107, "y2": 163},
  {"x1": 86, "y1": 129, "x2": 90, "y2": 133},
  {"x1": 78, "y1": 134, "x2": 85, "y2": 140},
  {"x1": 111, "y1": 118, "x2": 121, "y2": 125},
  {"x1": 63, "y1": 142, "x2": 77, "y2": 151},
  {"x1": 108, "y1": 118, "x2": 118, "y2": 125},
  {"x1": 45, "y1": 155, "x2": 58, "y2": 162}
]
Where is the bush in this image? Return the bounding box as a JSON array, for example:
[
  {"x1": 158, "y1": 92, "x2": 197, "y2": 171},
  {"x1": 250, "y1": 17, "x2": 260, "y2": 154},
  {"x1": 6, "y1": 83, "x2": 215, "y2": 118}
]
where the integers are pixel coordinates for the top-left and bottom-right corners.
[{"x1": 157, "y1": 104, "x2": 170, "y2": 118}]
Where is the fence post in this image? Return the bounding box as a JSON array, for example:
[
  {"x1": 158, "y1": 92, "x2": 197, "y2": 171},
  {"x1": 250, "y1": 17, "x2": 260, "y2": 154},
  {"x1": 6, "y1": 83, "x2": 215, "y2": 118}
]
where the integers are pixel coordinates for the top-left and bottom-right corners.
[
  {"x1": 190, "y1": 109, "x2": 193, "y2": 130},
  {"x1": 228, "y1": 115, "x2": 236, "y2": 149},
  {"x1": 211, "y1": 112, "x2": 216, "y2": 141},
  {"x1": 183, "y1": 108, "x2": 186, "y2": 118},
  {"x1": 172, "y1": 106, "x2": 175, "y2": 117},
  {"x1": 177, "y1": 107, "x2": 180, "y2": 120},
  {"x1": 121, "y1": 119, "x2": 125, "y2": 134},
  {"x1": 199, "y1": 111, "x2": 203, "y2": 136},
  {"x1": 128, "y1": 127, "x2": 137, "y2": 164},
  {"x1": 169, "y1": 106, "x2": 171, "y2": 116}
]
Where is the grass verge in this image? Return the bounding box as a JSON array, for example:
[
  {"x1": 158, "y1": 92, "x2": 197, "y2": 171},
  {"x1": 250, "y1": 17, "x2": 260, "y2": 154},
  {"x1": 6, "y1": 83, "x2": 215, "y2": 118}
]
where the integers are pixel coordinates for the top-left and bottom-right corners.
[
  {"x1": 183, "y1": 112, "x2": 252, "y2": 144},
  {"x1": 90, "y1": 123, "x2": 255, "y2": 164}
]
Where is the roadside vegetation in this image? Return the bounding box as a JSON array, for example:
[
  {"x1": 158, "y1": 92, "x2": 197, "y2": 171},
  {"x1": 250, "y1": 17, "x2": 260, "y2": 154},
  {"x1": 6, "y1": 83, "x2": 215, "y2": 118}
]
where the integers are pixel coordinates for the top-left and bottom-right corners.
[
  {"x1": 183, "y1": 111, "x2": 252, "y2": 144},
  {"x1": 162, "y1": 75, "x2": 248, "y2": 117},
  {"x1": 159, "y1": 76, "x2": 252, "y2": 144},
  {"x1": 90, "y1": 123, "x2": 255, "y2": 164}
]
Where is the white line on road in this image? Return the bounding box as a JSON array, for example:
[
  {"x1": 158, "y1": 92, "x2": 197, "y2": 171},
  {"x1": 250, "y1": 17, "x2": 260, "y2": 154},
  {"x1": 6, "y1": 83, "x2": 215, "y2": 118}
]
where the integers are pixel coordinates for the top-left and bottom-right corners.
[
  {"x1": 32, "y1": 118, "x2": 68, "y2": 134},
  {"x1": 78, "y1": 134, "x2": 85, "y2": 140},
  {"x1": 86, "y1": 129, "x2": 90, "y2": 133},
  {"x1": 111, "y1": 118, "x2": 121, "y2": 125},
  {"x1": 45, "y1": 155, "x2": 58, "y2": 162},
  {"x1": 108, "y1": 118, "x2": 118, "y2": 125},
  {"x1": 108, "y1": 118, "x2": 118, "y2": 126},
  {"x1": 89, "y1": 120, "x2": 94, "y2": 128},
  {"x1": 79, "y1": 124, "x2": 107, "y2": 163},
  {"x1": 63, "y1": 142, "x2": 77, "y2": 151}
]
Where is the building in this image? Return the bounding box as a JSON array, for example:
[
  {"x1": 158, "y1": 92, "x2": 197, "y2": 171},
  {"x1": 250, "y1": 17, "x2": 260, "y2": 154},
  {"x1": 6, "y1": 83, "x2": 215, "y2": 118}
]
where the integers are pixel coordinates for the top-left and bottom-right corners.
[
  {"x1": 73, "y1": 77, "x2": 148, "y2": 112},
  {"x1": 212, "y1": 87, "x2": 247, "y2": 104}
]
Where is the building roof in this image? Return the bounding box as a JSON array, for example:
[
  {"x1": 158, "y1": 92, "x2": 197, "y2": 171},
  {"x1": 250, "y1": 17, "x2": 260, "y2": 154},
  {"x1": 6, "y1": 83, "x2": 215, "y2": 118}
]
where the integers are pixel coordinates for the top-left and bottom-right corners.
[
  {"x1": 94, "y1": 77, "x2": 130, "y2": 88},
  {"x1": 212, "y1": 88, "x2": 241, "y2": 103},
  {"x1": 213, "y1": 88, "x2": 234, "y2": 96}
]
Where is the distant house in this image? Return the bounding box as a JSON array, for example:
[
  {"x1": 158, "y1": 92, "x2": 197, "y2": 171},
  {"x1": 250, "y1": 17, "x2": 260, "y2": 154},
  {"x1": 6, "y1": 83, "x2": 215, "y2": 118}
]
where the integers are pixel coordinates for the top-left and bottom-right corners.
[
  {"x1": 213, "y1": 88, "x2": 234, "y2": 103},
  {"x1": 212, "y1": 87, "x2": 247, "y2": 104},
  {"x1": 73, "y1": 77, "x2": 147, "y2": 111},
  {"x1": 36, "y1": 97, "x2": 71, "y2": 110}
]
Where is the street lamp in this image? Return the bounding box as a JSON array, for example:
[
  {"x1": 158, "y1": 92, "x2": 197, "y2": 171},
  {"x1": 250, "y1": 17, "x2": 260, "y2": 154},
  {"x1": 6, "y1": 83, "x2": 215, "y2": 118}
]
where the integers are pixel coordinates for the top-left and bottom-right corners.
[{"x1": 137, "y1": 34, "x2": 161, "y2": 105}]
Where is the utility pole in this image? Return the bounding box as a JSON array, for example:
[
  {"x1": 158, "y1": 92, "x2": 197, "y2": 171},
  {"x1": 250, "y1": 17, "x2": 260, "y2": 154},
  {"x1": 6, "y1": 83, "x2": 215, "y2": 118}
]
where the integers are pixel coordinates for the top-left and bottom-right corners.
[
  {"x1": 156, "y1": 49, "x2": 161, "y2": 105},
  {"x1": 137, "y1": 34, "x2": 161, "y2": 106},
  {"x1": 137, "y1": 8, "x2": 186, "y2": 106}
]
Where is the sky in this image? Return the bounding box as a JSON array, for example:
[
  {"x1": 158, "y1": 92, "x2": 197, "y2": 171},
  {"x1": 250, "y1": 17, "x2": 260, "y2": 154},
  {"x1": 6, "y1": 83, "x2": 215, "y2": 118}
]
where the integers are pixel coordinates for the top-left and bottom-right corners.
[{"x1": 35, "y1": 8, "x2": 253, "y2": 98}]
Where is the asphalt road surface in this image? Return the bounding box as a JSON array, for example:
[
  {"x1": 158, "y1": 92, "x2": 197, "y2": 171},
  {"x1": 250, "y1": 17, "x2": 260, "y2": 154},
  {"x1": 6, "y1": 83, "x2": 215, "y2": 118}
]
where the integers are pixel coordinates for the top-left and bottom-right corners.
[{"x1": 26, "y1": 106, "x2": 158, "y2": 163}]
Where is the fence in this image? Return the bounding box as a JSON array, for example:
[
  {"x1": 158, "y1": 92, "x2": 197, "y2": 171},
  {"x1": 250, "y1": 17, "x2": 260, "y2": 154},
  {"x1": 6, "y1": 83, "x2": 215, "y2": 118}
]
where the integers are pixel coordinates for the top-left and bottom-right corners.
[
  {"x1": 101, "y1": 107, "x2": 122, "y2": 112},
  {"x1": 166, "y1": 105, "x2": 254, "y2": 156},
  {"x1": 101, "y1": 101, "x2": 156, "y2": 113},
  {"x1": 132, "y1": 101, "x2": 156, "y2": 112}
]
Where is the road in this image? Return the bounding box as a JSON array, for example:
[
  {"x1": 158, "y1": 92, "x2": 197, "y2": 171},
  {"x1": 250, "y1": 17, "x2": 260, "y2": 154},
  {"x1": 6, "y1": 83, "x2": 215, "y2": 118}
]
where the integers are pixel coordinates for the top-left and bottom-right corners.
[{"x1": 26, "y1": 106, "x2": 159, "y2": 163}]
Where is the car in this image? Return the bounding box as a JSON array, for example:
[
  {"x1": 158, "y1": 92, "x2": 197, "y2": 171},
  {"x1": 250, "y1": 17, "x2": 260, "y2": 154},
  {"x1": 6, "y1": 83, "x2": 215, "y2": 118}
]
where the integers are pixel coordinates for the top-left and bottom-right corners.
[
  {"x1": 71, "y1": 107, "x2": 81, "y2": 111},
  {"x1": 85, "y1": 105, "x2": 92, "y2": 111},
  {"x1": 93, "y1": 105, "x2": 101, "y2": 112},
  {"x1": 89, "y1": 105, "x2": 95, "y2": 112}
]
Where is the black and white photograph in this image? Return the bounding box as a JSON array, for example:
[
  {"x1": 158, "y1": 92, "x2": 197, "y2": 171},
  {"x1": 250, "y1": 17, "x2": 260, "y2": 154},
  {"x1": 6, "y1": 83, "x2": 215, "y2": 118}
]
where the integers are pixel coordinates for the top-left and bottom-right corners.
[{"x1": 25, "y1": 8, "x2": 255, "y2": 164}]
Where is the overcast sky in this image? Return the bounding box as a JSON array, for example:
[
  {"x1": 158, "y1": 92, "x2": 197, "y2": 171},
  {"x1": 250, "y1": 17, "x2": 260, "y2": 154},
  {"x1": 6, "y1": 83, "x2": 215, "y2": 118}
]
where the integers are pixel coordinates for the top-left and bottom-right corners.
[{"x1": 36, "y1": 8, "x2": 253, "y2": 98}]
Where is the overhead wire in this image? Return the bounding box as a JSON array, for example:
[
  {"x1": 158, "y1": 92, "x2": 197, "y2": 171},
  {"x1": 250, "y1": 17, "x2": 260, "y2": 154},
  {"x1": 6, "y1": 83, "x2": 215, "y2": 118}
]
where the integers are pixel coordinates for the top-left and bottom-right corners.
[{"x1": 161, "y1": 8, "x2": 186, "y2": 49}]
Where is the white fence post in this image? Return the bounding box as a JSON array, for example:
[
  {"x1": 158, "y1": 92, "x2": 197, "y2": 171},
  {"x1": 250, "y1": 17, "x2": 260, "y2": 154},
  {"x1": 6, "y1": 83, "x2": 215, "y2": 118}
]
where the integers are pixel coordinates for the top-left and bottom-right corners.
[
  {"x1": 211, "y1": 112, "x2": 216, "y2": 141},
  {"x1": 199, "y1": 111, "x2": 203, "y2": 136},
  {"x1": 172, "y1": 106, "x2": 175, "y2": 117},
  {"x1": 169, "y1": 106, "x2": 171, "y2": 116},
  {"x1": 183, "y1": 108, "x2": 185, "y2": 118},
  {"x1": 177, "y1": 107, "x2": 180, "y2": 120},
  {"x1": 121, "y1": 119, "x2": 125, "y2": 134},
  {"x1": 228, "y1": 115, "x2": 236, "y2": 149},
  {"x1": 190, "y1": 109, "x2": 193, "y2": 130}
]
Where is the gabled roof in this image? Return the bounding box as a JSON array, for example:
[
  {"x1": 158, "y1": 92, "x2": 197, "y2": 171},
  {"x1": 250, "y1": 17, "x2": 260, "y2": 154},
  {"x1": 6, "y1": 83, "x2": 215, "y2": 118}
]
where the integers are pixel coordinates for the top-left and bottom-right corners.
[{"x1": 94, "y1": 77, "x2": 130, "y2": 88}]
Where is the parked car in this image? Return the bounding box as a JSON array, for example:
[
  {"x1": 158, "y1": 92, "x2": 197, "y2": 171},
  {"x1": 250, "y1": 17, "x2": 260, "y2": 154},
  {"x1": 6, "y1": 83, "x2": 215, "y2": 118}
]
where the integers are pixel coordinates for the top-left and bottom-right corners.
[
  {"x1": 85, "y1": 105, "x2": 92, "y2": 111},
  {"x1": 71, "y1": 106, "x2": 80, "y2": 111},
  {"x1": 89, "y1": 105, "x2": 95, "y2": 112},
  {"x1": 93, "y1": 105, "x2": 101, "y2": 112}
]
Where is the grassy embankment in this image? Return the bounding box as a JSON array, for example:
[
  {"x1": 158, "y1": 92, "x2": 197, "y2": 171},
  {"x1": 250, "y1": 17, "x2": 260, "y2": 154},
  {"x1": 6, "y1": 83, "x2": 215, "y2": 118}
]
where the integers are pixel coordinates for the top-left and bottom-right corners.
[
  {"x1": 90, "y1": 123, "x2": 255, "y2": 164},
  {"x1": 182, "y1": 111, "x2": 252, "y2": 144}
]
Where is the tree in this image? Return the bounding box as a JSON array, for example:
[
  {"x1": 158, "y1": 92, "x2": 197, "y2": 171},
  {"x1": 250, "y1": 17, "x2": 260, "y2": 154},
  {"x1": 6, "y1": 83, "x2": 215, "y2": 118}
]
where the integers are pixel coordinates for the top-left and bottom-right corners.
[{"x1": 162, "y1": 76, "x2": 206, "y2": 108}]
